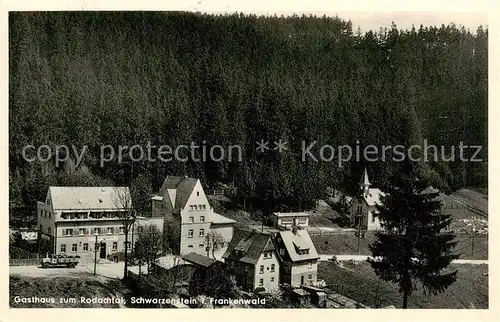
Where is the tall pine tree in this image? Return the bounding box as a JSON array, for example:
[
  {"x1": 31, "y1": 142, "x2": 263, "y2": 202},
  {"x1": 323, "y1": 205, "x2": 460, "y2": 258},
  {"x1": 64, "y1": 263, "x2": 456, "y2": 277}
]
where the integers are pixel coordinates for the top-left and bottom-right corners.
[{"x1": 369, "y1": 162, "x2": 458, "y2": 308}]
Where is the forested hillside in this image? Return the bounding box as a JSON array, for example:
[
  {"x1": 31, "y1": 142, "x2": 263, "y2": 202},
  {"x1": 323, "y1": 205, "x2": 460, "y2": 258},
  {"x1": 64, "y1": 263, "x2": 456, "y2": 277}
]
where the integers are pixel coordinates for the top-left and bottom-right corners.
[{"x1": 9, "y1": 12, "x2": 488, "y2": 215}]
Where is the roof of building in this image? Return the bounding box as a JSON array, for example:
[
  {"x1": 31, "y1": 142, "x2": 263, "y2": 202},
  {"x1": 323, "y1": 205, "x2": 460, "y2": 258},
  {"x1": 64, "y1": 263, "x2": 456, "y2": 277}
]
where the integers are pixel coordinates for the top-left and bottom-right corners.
[
  {"x1": 421, "y1": 186, "x2": 439, "y2": 195},
  {"x1": 151, "y1": 195, "x2": 163, "y2": 201},
  {"x1": 278, "y1": 229, "x2": 320, "y2": 262},
  {"x1": 272, "y1": 212, "x2": 310, "y2": 218},
  {"x1": 48, "y1": 186, "x2": 131, "y2": 210},
  {"x1": 158, "y1": 176, "x2": 198, "y2": 211},
  {"x1": 362, "y1": 188, "x2": 385, "y2": 206},
  {"x1": 292, "y1": 288, "x2": 310, "y2": 296},
  {"x1": 223, "y1": 230, "x2": 275, "y2": 265},
  {"x1": 211, "y1": 212, "x2": 237, "y2": 225},
  {"x1": 182, "y1": 252, "x2": 217, "y2": 267}
]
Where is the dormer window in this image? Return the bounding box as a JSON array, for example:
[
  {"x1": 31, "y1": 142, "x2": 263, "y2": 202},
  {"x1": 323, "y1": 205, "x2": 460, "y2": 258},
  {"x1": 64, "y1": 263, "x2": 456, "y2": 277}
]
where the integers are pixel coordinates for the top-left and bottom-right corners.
[{"x1": 298, "y1": 249, "x2": 310, "y2": 255}]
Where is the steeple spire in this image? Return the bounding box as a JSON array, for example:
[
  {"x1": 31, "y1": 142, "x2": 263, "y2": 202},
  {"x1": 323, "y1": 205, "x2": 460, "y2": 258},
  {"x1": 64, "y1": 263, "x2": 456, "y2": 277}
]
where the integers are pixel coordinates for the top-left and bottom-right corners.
[{"x1": 359, "y1": 167, "x2": 371, "y2": 196}]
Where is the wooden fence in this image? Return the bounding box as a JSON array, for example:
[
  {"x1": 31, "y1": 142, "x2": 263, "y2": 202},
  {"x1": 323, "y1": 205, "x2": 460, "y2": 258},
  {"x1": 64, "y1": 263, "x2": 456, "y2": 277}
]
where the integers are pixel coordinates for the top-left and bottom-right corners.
[
  {"x1": 207, "y1": 188, "x2": 236, "y2": 196},
  {"x1": 10, "y1": 258, "x2": 40, "y2": 266},
  {"x1": 307, "y1": 229, "x2": 364, "y2": 237}
]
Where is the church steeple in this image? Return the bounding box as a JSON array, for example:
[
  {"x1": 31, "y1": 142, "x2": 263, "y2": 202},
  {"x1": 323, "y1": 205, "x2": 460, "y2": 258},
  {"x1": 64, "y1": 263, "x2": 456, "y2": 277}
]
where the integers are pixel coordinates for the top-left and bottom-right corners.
[{"x1": 359, "y1": 167, "x2": 371, "y2": 196}]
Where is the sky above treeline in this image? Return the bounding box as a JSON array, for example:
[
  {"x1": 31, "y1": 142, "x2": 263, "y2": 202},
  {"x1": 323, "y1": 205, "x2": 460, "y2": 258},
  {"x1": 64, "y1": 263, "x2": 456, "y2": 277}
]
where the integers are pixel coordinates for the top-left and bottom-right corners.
[
  {"x1": 204, "y1": 11, "x2": 488, "y2": 33},
  {"x1": 321, "y1": 11, "x2": 487, "y2": 33}
]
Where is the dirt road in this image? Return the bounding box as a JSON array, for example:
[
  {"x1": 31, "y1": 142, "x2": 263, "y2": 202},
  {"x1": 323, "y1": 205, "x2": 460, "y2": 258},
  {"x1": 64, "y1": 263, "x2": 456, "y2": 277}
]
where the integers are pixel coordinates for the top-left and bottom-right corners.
[
  {"x1": 10, "y1": 261, "x2": 125, "y2": 279},
  {"x1": 319, "y1": 254, "x2": 488, "y2": 265}
]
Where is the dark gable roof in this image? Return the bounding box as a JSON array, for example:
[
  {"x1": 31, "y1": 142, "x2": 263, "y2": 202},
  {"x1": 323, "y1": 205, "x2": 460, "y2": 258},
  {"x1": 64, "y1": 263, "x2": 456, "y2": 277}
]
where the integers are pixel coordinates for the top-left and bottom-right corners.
[
  {"x1": 222, "y1": 229, "x2": 275, "y2": 265},
  {"x1": 159, "y1": 176, "x2": 198, "y2": 211},
  {"x1": 182, "y1": 252, "x2": 217, "y2": 267}
]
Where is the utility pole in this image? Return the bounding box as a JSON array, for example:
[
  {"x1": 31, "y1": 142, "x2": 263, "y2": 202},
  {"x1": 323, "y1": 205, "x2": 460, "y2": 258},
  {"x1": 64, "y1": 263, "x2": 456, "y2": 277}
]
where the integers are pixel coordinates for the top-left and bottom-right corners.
[
  {"x1": 471, "y1": 216, "x2": 476, "y2": 257},
  {"x1": 93, "y1": 234, "x2": 98, "y2": 276},
  {"x1": 356, "y1": 212, "x2": 363, "y2": 253}
]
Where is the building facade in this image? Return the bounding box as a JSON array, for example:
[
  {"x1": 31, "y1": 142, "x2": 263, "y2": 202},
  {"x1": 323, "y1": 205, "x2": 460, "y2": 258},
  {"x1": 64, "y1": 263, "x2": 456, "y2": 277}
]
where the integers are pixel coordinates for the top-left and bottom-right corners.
[
  {"x1": 269, "y1": 212, "x2": 310, "y2": 229},
  {"x1": 37, "y1": 187, "x2": 134, "y2": 260},
  {"x1": 223, "y1": 230, "x2": 280, "y2": 292},
  {"x1": 274, "y1": 228, "x2": 320, "y2": 287},
  {"x1": 349, "y1": 168, "x2": 385, "y2": 231},
  {"x1": 152, "y1": 176, "x2": 235, "y2": 256}
]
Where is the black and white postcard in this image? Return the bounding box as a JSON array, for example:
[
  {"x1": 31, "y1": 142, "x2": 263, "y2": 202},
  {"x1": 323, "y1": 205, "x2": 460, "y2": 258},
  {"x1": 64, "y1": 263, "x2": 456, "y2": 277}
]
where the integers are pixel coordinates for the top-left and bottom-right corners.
[{"x1": 1, "y1": 0, "x2": 496, "y2": 320}]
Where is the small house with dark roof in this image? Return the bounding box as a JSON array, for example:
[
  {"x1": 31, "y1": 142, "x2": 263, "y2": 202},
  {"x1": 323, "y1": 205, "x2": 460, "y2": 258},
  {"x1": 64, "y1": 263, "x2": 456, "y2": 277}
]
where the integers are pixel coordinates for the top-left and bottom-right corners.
[
  {"x1": 152, "y1": 176, "x2": 236, "y2": 256},
  {"x1": 274, "y1": 228, "x2": 320, "y2": 287},
  {"x1": 182, "y1": 252, "x2": 217, "y2": 267},
  {"x1": 222, "y1": 229, "x2": 280, "y2": 292}
]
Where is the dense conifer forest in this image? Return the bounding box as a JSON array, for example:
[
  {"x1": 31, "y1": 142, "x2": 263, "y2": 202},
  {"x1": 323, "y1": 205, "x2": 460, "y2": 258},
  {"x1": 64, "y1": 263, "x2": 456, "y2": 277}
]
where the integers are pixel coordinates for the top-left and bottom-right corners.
[{"x1": 9, "y1": 12, "x2": 488, "y2": 215}]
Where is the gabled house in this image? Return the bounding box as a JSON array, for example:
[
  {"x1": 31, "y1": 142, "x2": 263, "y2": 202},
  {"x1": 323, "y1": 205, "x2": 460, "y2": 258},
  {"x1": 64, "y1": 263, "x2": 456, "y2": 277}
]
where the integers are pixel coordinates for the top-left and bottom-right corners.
[
  {"x1": 273, "y1": 228, "x2": 320, "y2": 287},
  {"x1": 349, "y1": 168, "x2": 385, "y2": 231},
  {"x1": 223, "y1": 230, "x2": 280, "y2": 292},
  {"x1": 37, "y1": 186, "x2": 133, "y2": 259},
  {"x1": 152, "y1": 176, "x2": 235, "y2": 256}
]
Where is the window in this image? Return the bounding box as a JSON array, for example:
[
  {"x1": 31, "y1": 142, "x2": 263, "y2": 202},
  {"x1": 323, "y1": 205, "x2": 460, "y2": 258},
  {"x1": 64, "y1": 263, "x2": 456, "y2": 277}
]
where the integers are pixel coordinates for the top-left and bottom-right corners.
[
  {"x1": 199, "y1": 244, "x2": 204, "y2": 248},
  {"x1": 271, "y1": 264, "x2": 275, "y2": 272},
  {"x1": 47, "y1": 198, "x2": 51, "y2": 206},
  {"x1": 72, "y1": 244, "x2": 77, "y2": 252},
  {"x1": 259, "y1": 265, "x2": 264, "y2": 274},
  {"x1": 199, "y1": 229, "x2": 205, "y2": 237},
  {"x1": 264, "y1": 251, "x2": 272, "y2": 259},
  {"x1": 39, "y1": 224, "x2": 43, "y2": 233},
  {"x1": 189, "y1": 216, "x2": 194, "y2": 223},
  {"x1": 280, "y1": 249, "x2": 285, "y2": 255},
  {"x1": 107, "y1": 227, "x2": 114, "y2": 235},
  {"x1": 119, "y1": 227, "x2": 124, "y2": 234},
  {"x1": 188, "y1": 230, "x2": 194, "y2": 238},
  {"x1": 65, "y1": 229, "x2": 73, "y2": 236},
  {"x1": 123, "y1": 242, "x2": 131, "y2": 250},
  {"x1": 60, "y1": 244, "x2": 66, "y2": 253},
  {"x1": 112, "y1": 242, "x2": 117, "y2": 251},
  {"x1": 372, "y1": 215, "x2": 376, "y2": 223},
  {"x1": 188, "y1": 245, "x2": 193, "y2": 248},
  {"x1": 308, "y1": 274, "x2": 312, "y2": 280},
  {"x1": 189, "y1": 205, "x2": 194, "y2": 211},
  {"x1": 48, "y1": 212, "x2": 51, "y2": 219},
  {"x1": 48, "y1": 227, "x2": 52, "y2": 235},
  {"x1": 357, "y1": 205, "x2": 362, "y2": 213},
  {"x1": 259, "y1": 278, "x2": 263, "y2": 286},
  {"x1": 308, "y1": 262, "x2": 312, "y2": 269},
  {"x1": 83, "y1": 243, "x2": 89, "y2": 251},
  {"x1": 200, "y1": 216, "x2": 205, "y2": 223},
  {"x1": 94, "y1": 228, "x2": 101, "y2": 235},
  {"x1": 137, "y1": 226, "x2": 143, "y2": 233},
  {"x1": 79, "y1": 228, "x2": 86, "y2": 236},
  {"x1": 197, "y1": 191, "x2": 200, "y2": 196},
  {"x1": 270, "y1": 277, "x2": 275, "y2": 282},
  {"x1": 193, "y1": 205, "x2": 198, "y2": 210}
]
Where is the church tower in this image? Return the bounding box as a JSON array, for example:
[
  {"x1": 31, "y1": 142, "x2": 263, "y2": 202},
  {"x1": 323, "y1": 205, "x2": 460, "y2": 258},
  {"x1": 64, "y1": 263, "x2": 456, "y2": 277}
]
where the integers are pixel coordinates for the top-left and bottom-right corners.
[{"x1": 359, "y1": 167, "x2": 371, "y2": 197}]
